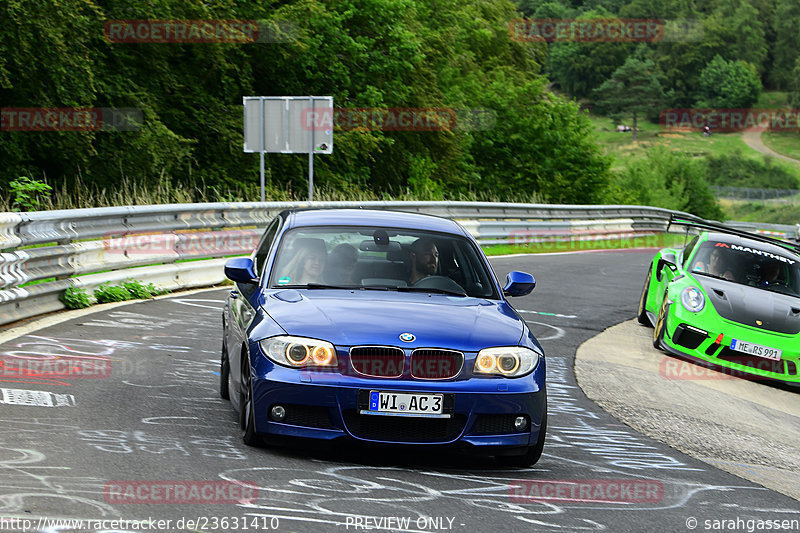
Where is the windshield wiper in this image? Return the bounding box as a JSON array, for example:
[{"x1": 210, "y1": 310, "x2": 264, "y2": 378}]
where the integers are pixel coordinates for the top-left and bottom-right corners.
[
  {"x1": 305, "y1": 283, "x2": 360, "y2": 290},
  {"x1": 397, "y1": 286, "x2": 467, "y2": 297},
  {"x1": 692, "y1": 271, "x2": 731, "y2": 282}
]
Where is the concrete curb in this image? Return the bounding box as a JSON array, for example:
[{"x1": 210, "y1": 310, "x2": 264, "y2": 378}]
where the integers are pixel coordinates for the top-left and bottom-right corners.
[{"x1": 575, "y1": 319, "x2": 800, "y2": 502}]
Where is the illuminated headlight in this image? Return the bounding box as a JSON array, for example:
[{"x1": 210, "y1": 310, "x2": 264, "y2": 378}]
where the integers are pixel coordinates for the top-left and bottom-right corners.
[
  {"x1": 680, "y1": 286, "x2": 705, "y2": 313},
  {"x1": 474, "y1": 347, "x2": 539, "y2": 377},
  {"x1": 259, "y1": 336, "x2": 337, "y2": 368}
]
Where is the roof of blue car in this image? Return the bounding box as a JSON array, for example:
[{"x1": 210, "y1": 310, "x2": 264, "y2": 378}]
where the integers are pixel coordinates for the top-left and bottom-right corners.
[{"x1": 285, "y1": 208, "x2": 466, "y2": 235}]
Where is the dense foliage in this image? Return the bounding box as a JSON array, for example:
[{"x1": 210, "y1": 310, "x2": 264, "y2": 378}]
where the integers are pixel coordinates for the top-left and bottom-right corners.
[
  {"x1": 602, "y1": 147, "x2": 724, "y2": 220},
  {"x1": 526, "y1": 0, "x2": 799, "y2": 107},
  {"x1": 0, "y1": 0, "x2": 612, "y2": 205},
  {"x1": 703, "y1": 152, "x2": 799, "y2": 190}
]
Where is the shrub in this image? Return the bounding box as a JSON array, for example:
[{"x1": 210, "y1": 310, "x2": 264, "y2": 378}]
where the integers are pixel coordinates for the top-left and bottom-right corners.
[
  {"x1": 603, "y1": 147, "x2": 724, "y2": 220},
  {"x1": 9, "y1": 176, "x2": 53, "y2": 212},
  {"x1": 61, "y1": 286, "x2": 91, "y2": 309},
  {"x1": 94, "y1": 283, "x2": 132, "y2": 303},
  {"x1": 704, "y1": 152, "x2": 798, "y2": 189},
  {"x1": 120, "y1": 279, "x2": 162, "y2": 299}
]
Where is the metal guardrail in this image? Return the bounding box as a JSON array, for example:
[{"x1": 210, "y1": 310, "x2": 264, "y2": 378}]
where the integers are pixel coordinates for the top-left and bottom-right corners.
[
  {"x1": 713, "y1": 186, "x2": 800, "y2": 205},
  {"x1": 0, "y1": 201, "x2": 792, "y2": 327}
]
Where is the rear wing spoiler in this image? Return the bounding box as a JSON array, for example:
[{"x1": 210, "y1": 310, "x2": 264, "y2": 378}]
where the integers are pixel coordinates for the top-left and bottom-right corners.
[{"x1": 668, "y1": 214, "x2": 800, "y2": 255}]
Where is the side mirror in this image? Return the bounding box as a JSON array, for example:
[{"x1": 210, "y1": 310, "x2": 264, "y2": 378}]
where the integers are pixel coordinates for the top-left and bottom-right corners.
[
  {"x1": 656, "y1": 252, "x2": 678, "y2": 281},
  {"x1": 503, "y1": 271, "x2": 536, "y2": 297},
  {"x1": 225, "y1": 257, "x2": 259, "y2": 284}
]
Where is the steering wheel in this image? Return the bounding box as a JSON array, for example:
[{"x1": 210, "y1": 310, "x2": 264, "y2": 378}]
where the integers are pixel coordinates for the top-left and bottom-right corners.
[{"x1": 411, "y1": 275, "x2": 467, "y2": 295}]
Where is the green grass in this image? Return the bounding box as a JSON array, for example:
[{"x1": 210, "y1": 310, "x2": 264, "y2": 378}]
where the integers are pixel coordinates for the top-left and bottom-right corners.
[
  {"x1": 761, "y1": 132, "x2": 800, "y2": 162},
  {"x1": 756, "y1": 91, "x2": 789, "y2": 109},
  {"x1": 591, "y1": 114, "x2": 800, "y2": 181},
  {"x1": 720, "y1": 199, "x2": 800, "y2": 225}
]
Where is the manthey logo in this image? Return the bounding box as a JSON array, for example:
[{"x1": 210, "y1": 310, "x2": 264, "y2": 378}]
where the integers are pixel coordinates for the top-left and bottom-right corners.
[
  {"x1": 714, "y1": 242, "x2": 729, "y2": 248},
  {"x1": 729, "y1": 244, "x2": 796, "y2": 265},
  {"x1": 399, "y1": 333, "x2": 415, "y2": 343}
]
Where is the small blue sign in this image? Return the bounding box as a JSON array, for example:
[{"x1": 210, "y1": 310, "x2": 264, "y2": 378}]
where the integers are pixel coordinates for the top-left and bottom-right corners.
[{"x1": 370, "y1": 391, "x2": 379, "y2": 410}]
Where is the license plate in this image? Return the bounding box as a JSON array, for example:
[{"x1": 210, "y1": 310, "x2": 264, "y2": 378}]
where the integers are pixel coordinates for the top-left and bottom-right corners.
[
  {"x1": 730, "y1": 339, "x2": 782, "y2": 361},
  {"x1": 362, "y1": 391, "x2": 447, "y2": 418}
]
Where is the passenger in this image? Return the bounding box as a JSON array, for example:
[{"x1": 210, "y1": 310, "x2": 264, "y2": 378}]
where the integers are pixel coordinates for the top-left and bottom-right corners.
[
  {"x1": 281, "y1": 238, "x2": 327, "y2": 285},
  {"x1": 694, "y1": 248, "x2": 735, "y2": 281},
  {"x1": 759, "y1": 261, "x2": 781, "y2": 287},
  {"x1": 409, "y1": 237, "x2": 439, "y2": 284}
]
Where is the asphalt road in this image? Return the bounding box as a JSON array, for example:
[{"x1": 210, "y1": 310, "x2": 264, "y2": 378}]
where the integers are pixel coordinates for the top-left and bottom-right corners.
[{"x1": 0, "y1": 249, "x2": 798, "y2": 533}]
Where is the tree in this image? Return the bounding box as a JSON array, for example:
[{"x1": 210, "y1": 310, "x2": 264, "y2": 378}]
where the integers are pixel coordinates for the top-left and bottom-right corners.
[
  {"x1": 546, "y1": 10, "x2": 633, "y2": 99},
  {"x1": 592, "y1": 55, "x2": 666, "y2": 141},
  {"x1": 695, "y1": 55, "x2": 761, "y2": 108},
  {"x1": 772, "y1": 0, "x2": 800, "y2": 89},
  {"x1": 698, "y1": 0, "x2": 767, "y2": 77},
  {"x1": 790, "y1": 57, "x2": 800, "y2": 108}
]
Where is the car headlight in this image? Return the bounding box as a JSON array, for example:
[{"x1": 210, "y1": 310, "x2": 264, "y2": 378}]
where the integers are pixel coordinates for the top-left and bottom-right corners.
[
  {"x1": 259, "y1": 336, "x2": 338, "y2": 368},
  {"x1": 473, "y1": 347, "x2": 539, "y2": 377},
  {"x1": 681, "y1": 286, "x2": 705, "y2": 313}
]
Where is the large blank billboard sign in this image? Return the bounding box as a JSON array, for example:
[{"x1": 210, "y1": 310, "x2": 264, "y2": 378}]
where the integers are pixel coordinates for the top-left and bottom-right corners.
[{"x1": 243, "y1": 96, "x2": 333, "y2": 154}]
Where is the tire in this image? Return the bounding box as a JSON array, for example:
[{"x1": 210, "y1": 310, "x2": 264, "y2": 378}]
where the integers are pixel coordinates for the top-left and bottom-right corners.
[
  {"x1": 653, "y1": 295, "x2": 669, "y2": 350},
  {"x1": 496, "y1": 412, "x2": 547, "y2": 468},
  {"x1": 240, "y1": 355, "x2": 260, "y2": 446},
  {"x1": 637, "y1": 267, "x2": 652, "y2": 326},
  {"x1": 219, "y1": 337, "x2": 230, "y2": 400}
]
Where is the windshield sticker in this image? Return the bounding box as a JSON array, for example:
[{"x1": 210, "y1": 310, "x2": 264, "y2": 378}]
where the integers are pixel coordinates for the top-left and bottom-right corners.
[
  {"x1": 277, "y1": 276, "x2": 291, "y2": 285},
  {"x1": 729, "y1": 244, "x2": 796, "y2": 265}
]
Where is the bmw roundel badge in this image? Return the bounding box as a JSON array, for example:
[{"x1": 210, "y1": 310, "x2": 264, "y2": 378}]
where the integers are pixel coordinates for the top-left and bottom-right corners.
[{"x1": 399, "y1": 332, "x2": 415, "y2": 342}]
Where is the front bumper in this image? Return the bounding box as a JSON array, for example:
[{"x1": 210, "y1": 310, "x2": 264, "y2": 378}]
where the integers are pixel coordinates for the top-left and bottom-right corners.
[
  {"x1": 660, "y1": 304, "x2": 800, "y2": 384},
  {"x1": 248, "y1": 355, "x2": 547, "y2": 449}
]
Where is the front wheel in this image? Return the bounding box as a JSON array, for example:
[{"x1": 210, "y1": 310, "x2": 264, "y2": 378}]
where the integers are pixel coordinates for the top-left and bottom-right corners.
[
  {"x1": 496, "y1": 413, "x2": 547, "y2": 468},
  {"x1": 637, "y1": 266, "x2": 653, "y2": 326},
  {"x1": 653, "y1": 295, "x2": 669, "y2": 350},
  {"x1": 240, "y1": 358, "x2": 260, "y2": 446},
  {"x1": 219, "y1": 337, "x2": 230, "y2": 400}
]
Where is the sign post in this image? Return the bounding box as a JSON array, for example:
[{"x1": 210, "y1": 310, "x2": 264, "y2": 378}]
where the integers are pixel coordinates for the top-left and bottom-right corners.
[{"x1": 243, "y1": 96, "x2": 333, "y2": 202}]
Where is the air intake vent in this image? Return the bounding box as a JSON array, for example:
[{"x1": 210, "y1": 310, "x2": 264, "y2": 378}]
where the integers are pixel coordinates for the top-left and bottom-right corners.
[
  {"x1": 410, "y1": 349, "x2": 464, "y2": 379},
  {"x1": 350, "y1": 346, "x2": 405, "y2": 378}
]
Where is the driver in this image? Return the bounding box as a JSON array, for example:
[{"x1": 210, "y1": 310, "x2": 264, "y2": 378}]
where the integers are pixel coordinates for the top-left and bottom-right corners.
[{"x1": 409, "y1": 237, "x2": 439, "y2": 284}]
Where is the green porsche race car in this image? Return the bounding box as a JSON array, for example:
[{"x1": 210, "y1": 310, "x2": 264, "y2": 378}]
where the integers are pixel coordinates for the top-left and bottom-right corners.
[{"x1": 638, "y1": 216, "x2": 800, "y2": 385}]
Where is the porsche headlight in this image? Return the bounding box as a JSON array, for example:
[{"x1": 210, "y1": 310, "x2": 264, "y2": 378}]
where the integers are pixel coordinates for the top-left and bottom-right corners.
[
  {"x1": 473, "y1": 347, "x2": 539, "y2": 377},
  {"x1": 259, "y1": 336, "x2": 338, "y2": 368},
  {"x1": 681, "y1": 286, "x2": 705, "y2": 313}
]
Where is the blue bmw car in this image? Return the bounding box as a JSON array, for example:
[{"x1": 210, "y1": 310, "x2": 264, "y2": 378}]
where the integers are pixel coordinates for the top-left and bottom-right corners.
[{"x1": 221, "y1": 208, "x2": 546, "y2": 466}]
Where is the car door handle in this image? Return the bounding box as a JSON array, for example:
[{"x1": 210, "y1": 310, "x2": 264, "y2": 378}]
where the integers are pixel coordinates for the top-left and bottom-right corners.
[{"x1": 230, "y1": 290, "x2": 239, "y2": 299}]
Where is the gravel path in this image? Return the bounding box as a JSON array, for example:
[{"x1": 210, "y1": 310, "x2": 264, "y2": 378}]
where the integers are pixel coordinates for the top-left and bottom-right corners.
[{"x1": 742, "y1": 130, "x2": 800, "y2": 164}]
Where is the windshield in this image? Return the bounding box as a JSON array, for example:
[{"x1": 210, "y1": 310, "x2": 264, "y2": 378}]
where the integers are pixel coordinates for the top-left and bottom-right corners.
[
  {"x1": 268, "y1": 226, "x2": 498, "y2": 299},
  {"x1": 689, "y1": 241, "x2": 800, "y2": 297}
]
